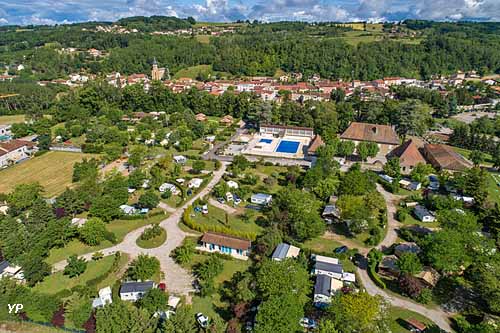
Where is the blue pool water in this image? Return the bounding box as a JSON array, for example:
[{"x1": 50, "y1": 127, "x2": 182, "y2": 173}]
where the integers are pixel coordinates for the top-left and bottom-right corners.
[
  {"x1": 276, "y1": 140, "x2": 300, "y2": 154},
  {"x1": 259, "y1": 138, "x2": 273, "y2": 144}
]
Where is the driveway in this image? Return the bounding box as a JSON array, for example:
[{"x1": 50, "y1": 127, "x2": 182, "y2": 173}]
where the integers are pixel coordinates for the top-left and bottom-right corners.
[
  {"x1": 376, "y1": 183, "x2": 404, "y2": 251},
  {"x1": 53, "y1": 163, "x2": 229, "y2": 296},
  {"x1": 208, "y1": 197, "x2": 237, "y2": 214}
]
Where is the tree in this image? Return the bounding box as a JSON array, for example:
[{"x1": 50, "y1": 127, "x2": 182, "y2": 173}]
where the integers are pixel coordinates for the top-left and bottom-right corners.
[
  {"x1": 127, "y1": 254, "x2": 160, "y2": 281},
  {"x1": 268, "y1": 188, "x2": 325, "y2": 241},
  {"x1": 410, "y1": 163, "x2": 434, "y2": 185},
  {"x1": 256, "y1": 259, "x2": 311, "y2": 304},
  {"x1": 326, "y1": 292, "x2": 389, "y2": 333},
  {"x1": 191, "y1": 160, "x2": 205, "y2": 174},
  {"x1": 7, "y1": 183, "x2": 43, "y2": 214},
  {"x1": 254, "y1": 292, "x2": 303, "y2": 333},
  {"x1": 64, "y1": 255, "x2": 87, "y2": 278},
  {"x1": 95, "y1": 300, "x2": 152, "y2": 333},
  {"x1": 467, "y1": 253, "x2": 500, "y2": 313},
  {"x1": 469, "y1": 150, "x2": 484, "y2": 166},
  {"x1": 337, "y1": 140, "x2": 355, "y2": 157},
  {"x1": 79, "y1": 217, "x2": 107, "y2": 246},
  {"x1": 396, "y1": 252, "x2": 422, "y2": 275},
  {"x1": 421, "y1": 230, "x2": 471, "y2": 274},
  {"x1": 137, "y1": 288, "x2": 168, "y2": 314},
  {"x1": 357, "y1": 141, "x2": 378, "y2": 161},
  {"x1": 338, "y1": 164, "x2": 375, "y2": 195},
  {"x1": 383, "y1": 157, "x2": 401, "y2": 178},
  {"x1": 398, "y1": 273, "x2": 425, "y2": 299},
  {"x1": 394, "y1": 100, "x2": 432, "y2": 138},
  {"x1": 172, "y1": 241, "x2": 195, "y2": 264},
  {"x1": 65, "y1": 293, "x2": 92, "y2": 328},
  {"x1": 20, "y1": 255, "x2": 51, "y2": 286},
  {"x1": 160, "y1": 304, "x2": 197, "y2": 333},
  {"x1": 318, "y1": 320, "x2": 339, "y2": 333},
  {"x1": 138, "y1": 191, "x2": 159, "y2": 209}
]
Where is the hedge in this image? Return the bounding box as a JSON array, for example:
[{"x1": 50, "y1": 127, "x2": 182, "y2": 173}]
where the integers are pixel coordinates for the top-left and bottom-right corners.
[
  {"x1": 182, "y1": 206, "x2": 257, "y2": 241},
  {"x1": 368, "y1": 262, "x2": 386, "y2": 289},
  {"x1": 85, "y1": 253, "x2": 122, "y2": 290}
]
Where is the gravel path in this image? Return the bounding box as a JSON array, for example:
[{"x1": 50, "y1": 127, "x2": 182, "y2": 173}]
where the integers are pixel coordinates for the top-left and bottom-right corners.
[
  {"x1": 208, "y1": 197, "x2": 237, "y2": 214},
  {"x1": 53, "y1": 163, "x2": 228, "y2": 296},
  {"x1": 375, "y1": 183, "x2": 404, "y2": 251}
]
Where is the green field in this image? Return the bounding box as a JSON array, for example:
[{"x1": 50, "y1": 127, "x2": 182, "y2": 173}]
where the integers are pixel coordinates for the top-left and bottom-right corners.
[
  {"x1": 173, "y1": 64, "x2": 231, "y2": 80},
  {"x1": 195, "y1": 35, "x2": 211, "y2": 44},
  {"x1": 46, "y1": 213, "x2": 167, "y2": 264},
  {"x1": 0, "y1": 114, "x2": 25, "y2": 125},
  {"x1": 388, "y1": 306, "x2": 438, "y2": 333},
  {"x1": 0, "y1": 151, "x2": 99, "y2": 197},
  {"x1": 191, "y1": 204, "x2": 263, "y2": 235},
  {"x1": 0, "y1": 321, "x2": 68, "y2": 333},
  {"x1": 487, "y1": 172, "x2": 500, "y2": 203},
  {"x1": 136, "y1": 226, "x2": 167, "y2": 249},
  {"x1": 34, "y1": 255, "x2": 116, "y2": 294}
]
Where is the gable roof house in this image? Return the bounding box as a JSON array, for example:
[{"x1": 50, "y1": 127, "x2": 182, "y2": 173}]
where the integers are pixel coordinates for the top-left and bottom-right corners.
[
  {"x1": 92, "y1": 286, "x2": 113, "y2": 308},
  {"x1": 198, "y1": 232, "x2": 252, "y2": 260},
  {"x1": 313, "y1": 274, "x2": 343, "y2": 308},
  {"x1": 311, "y1": 255, "x2": 355, "y2": 283},
  {"x1": 120, "y1": 281, "x2": 155, "y2": 301},
  {"x1": 387, "y1": 139, "x2": 427, "y2": 174},
  {"x1": 271, "y1": 243, "x2": 301, "y2": 261},
  {"x1": 340, "y1": 122, "x2": 400, "y2": 155},
  {"x1": 423, "y1": 144, "x2": 472, "y2": 172},
  {"x1": 0, "y1": 139, "x2": 37, "y2": 168},
  {"x1": 414, "y1": 205, "x2": 436, "y2": 223}
]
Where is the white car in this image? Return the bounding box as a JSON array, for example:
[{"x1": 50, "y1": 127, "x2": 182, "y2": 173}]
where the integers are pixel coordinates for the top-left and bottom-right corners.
[{"x1": 196, "y1": 313, "x2": 209, "y2": 328}]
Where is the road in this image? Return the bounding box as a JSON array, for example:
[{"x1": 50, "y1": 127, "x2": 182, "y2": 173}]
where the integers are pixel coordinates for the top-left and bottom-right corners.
[
  {"x1": 324, "y1": 184, "x2": 453, "y2": 332},
  {"x1": 375, "y1": 183, "x2": 404, "y2": 251},
  {"x1": 53, "y1": 163, "x2": 228, "y2": 295},
  {"x1": 357, "y1": 258, "x2": 452, "y2": 332}
]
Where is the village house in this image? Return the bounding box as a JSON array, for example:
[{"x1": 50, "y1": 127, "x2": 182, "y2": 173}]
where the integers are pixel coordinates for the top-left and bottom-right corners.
[
  {"x1": 322, "y1": 204, "x2": 341, "y2": 224},
  {"x1": 340, "y1": 122, "x2": 400, "y2": 156},
  {"x1": 307, "y1": 134, "x2": 325, "y2": 157},
  {"x1": 423, "y1": 144, "x2": 472, "y2": 172},
  {"x1": 311, "y1": 255, "x2": 356, "y2": 282},
  {"x1": 92, "y1": 286, "x2": 113, "y2": 308},
  {"x1": 0, "y1": 139, "x2": 37, "y2": 168},
  {"x1": 313, "y1": 274, "x2": 343, "y2": 308},
  {"x1": 378, "y1": 255, "x2": 400, "y2": 277},
  {"x1": 387, "y1": 139, "x2": 426, "y2": 174},
  {"x1": 197, "y1": 232, "x2": 252, "y2": 260},
  {"x1": 271, "y1": 243, "x2": 301, "y2": 261},
  {"x1": 394, "y1": 242, "x2": 422, "y2": 257},
  {"x1": 0, "y1": 260, "x2": 24, "y2": 281},
  {"x1": 119, "y1": 281, "x2": 155, "y2": 301}
]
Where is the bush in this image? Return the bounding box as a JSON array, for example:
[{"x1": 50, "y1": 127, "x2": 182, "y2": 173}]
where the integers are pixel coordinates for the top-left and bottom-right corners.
[
  {"x1": 417, "y1": 288, "x2": 433, "y2": 304},
  {"x1": 368, "y1": 263, "x2": 386, "y2": 289},
  {"x1": 140, "y1": 224, "x2": 162, "y2": 241},
  {"x1": 396, "y1": 208, "x2": 409, "y2": 222}
]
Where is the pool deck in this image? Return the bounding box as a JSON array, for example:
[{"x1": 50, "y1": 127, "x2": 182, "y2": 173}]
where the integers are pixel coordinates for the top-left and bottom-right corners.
[{"x1": 242, "y1": 134, "x2": 311, "y2": 159}]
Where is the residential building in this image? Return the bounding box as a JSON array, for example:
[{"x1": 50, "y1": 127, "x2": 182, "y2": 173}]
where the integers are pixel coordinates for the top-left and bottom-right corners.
[
  {"x1": 322, "y1": 204, "x2": 341, "y2": 224},
  {"x1": 423, "y1": 144, "x2": 472, "y2": 172},
  {"x1": 0, "y1": 139, "x2": 37, "y2": 168},
  {"x1": 311, "y1": 255, "x2": 356, "y2": 282},
  {"x1": 271, "y1": 243, "x2": 301, "y2": 261},
  {"x1": 313, "y1": 274, "x2": 335, "y2": 308},
  {"x1": 119, "y1": 281, "x2": 155, "y2": 301},
  {"x1": 307, "y1": 134, "x2": 325, "y2": 156},
  {"x1": 250, "y1": 193, "x2": 272, "y2": 205},
  {"x1": 340, "y1": 122, "x2": 400, "y2": 155},
  {"x1": 387, "y1": 139, "x2": 426, "y2": 174},
  {"x1": 197, "y1": 232, "x2": 251, "y2": 260},
  {"x1": 0, "y1": 261, "x2": 24, "y2": 281},
  {"x1": 414, "y1": 205, "x2": 435, "y2": 223},
  {"x1": 92, "y1": 286, "x2": 113, "y2": 308}
]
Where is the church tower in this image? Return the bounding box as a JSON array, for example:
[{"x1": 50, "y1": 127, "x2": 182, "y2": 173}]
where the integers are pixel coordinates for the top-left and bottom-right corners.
[{"x1": 151, "y1": 57, "x2": 166, "y2": 81}]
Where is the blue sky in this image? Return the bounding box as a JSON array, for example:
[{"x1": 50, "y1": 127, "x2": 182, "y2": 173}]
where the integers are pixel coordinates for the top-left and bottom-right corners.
[{"x1": 0, "y1": 0, "x2": 499, "y2": 26}]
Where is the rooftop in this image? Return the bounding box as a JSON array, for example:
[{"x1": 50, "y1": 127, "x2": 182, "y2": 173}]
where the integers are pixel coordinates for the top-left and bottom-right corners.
[
  {"x1": 340, "y1": 122, "x2": 400, "y2": 145},
  {"x1": 120, "y1": 281, "x2": 154, "y2": 293},
  {"x1": 200, "y1": 232, "x2": 251, "y2": 251}
]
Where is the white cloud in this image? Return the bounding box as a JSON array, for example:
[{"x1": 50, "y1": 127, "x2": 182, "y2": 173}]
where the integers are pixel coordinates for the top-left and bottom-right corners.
[{"x1": 0, "y1": 18, "x2": 8, "y2": 24}]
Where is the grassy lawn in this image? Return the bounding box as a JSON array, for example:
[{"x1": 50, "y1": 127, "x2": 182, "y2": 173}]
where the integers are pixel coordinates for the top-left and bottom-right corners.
[
  {"x1": 0, "y1": 151, "x2": 99, "y2": 197},
  {"x1": 96, "y1": 253, "x2": 130, "y2": 290},
  {"x1": 195, "y1": 35, "x2": 211, "y2": 44},
  {"x1": 452, "y1": 146, "x2": 494, "y2": 166},
  {"x1": 0, "y1": 321, "x2": 68, "y2": 333},
  {"x1": 302, "y1": 235, "x2": 342, "y2": 254},
  {"x1": 162, "y1": 194, "x2": 183, "y2": 207},
  {"x1": 34, "y1": 255, "x2": 116, "y2": 294},
  {"x1": 388, "y1": 306, "x2": 437, "y2": 333},
  {"x1": 402, "y1": 213, "x2": 440, "y2": 229},
  {"x1": 173, "y1": 65, "x2": 213, "y2": 79},
  {"x1": 46, "y1": 213, "x2": 167, "y2": 264},
  {"x1": 136, "y1": 227, "x2": 167, "y2": 249},
  {"x1": 191, "y1": 204, "x2": 263, "y2": 235},
  {"x1": 185, "y1": 248, "x2": 250, "y2": 323},
  {"x1": 0, "y1": 114, "x2": 25, "y2": 125},
  {"x1": 487, "y1": 172, "x2": 500, "y2": 204}
]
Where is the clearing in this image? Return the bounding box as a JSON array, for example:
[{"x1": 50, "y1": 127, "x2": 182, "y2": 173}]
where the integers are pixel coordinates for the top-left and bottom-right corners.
[
  {"x1": 0, "y1": 151, "x2": 99, "y2": 197},
  {"x1": 0, "y1": 114, "x2": 25, "y2": 125}
]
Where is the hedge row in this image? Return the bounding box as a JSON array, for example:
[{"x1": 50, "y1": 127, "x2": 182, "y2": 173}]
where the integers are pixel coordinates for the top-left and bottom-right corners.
[
  {"x1": 368, "y1": 262, "x2": 386, "y2": 289},
  {"x1": 85, "y1": 253, "x2": 122, "y2": 290},
  {"x1": 182, "y1": 207, "x2": 257, "y2": 241}
]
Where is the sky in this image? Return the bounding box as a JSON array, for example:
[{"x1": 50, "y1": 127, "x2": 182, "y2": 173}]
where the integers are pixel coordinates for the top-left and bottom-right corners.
[{"x1": 0, "y1": 0, "x2": 499, "y2": 26}]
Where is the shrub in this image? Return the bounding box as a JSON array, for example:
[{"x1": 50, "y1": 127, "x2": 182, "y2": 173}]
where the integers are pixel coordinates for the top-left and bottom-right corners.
[
  {"x1": 396, "y1": 208, "x2": 409, "y2": 222},
  {"x1": 417, "y1": 288, "x2": 433, "y2": 304},
  {"x1": 140, "y1": 224, "x2": 162, "y2": 241},
  {"x1": 368, "y1": 263, "x2": 386, "y2": 289}
]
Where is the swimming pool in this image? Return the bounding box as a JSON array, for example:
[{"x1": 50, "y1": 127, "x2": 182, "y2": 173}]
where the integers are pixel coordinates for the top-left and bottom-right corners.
[
  {"x1": 276, "y1": 140, "x2": 300, "y2": 154},
  {"x1": 259, "y1": 138, "x2": 273, "y2": 144}
]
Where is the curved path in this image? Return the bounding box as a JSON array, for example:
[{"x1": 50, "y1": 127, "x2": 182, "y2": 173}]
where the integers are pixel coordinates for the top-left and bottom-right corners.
[
  {"x1": 54, "y1": 163, "x2": 228, "y2": 295},
  {"x1": 329, "y1": 184, "x2": 453, "y2": 332}
]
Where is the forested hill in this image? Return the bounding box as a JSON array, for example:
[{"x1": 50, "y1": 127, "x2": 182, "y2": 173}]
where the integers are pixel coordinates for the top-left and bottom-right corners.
[{"x1": 0, "y1": 19, "x2": 499, "y2": 81}]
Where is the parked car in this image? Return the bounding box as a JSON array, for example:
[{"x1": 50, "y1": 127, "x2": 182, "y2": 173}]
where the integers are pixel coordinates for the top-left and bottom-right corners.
[
  {"x1": 217, "y1": 197, "x2": 225, "y2": 204},
  {"x1": 234, "y1": 197, "x2": 242, "y2": 205},
  {"x1": 196, "y1": 313, "x2": 209, "y2": 328},
  {"x1": 334, "y1": 245, "x2": 348, "y2": 254},
  {"x1": 299, "y1": 317, "x2": 317, "y2": 330}
]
